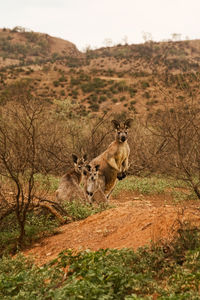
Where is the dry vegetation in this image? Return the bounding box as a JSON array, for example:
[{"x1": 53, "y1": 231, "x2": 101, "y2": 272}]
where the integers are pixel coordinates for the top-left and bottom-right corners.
[
  {"x1": 0, "y1": 27, "x2": 200, "y2": 117},
  {"x1": 1, "y1": 27, "x2": 200, "y2": 298},
  {"x1": 0, "y1": 26, "x2": 200, "y2": 246}
]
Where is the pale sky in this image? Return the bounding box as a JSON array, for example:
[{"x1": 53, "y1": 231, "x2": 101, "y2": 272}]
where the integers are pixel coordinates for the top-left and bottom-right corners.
[{"x1": 1, "y1": 0, "x2": 200, "y2": 51}]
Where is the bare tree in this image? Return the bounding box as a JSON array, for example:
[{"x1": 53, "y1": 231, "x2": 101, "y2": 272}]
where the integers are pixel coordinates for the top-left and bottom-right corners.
[
  {"x1": 103, "y1": 38, "x2": 113, "y2": 47},
  {"x1": 146, "y1": 99, "x2": 200, "y2": 198},
  {"x1": 142, "y1": 32, "x2": 153, "y2": 43},
  {"x1": 53, "y1": 98, "x2": 113, "y2": 162},
  {"x1": 171, "y1": 33, "x2": 182, "y2": 41},
  {"x1": 0, "y1": 97, "x2": 68, "y2": 247}
]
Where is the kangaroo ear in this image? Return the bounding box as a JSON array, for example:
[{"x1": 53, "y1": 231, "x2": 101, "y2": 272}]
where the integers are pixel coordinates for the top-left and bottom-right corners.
[
  {"x1": 72, "y1": 154, "x2": 78, "y2": 164},
  {"x1": 111, "y1": 119, "x2": 120, "y2": 129},
  {"x1": 85, "y1": 164, "x2": 91, "y2": 171},
  {"x1": 95, "y1": 164, "x2": 100, "y2": 171},
  {"x1": 124, "y1": 118, "x2": 133, "y2": 128},
  {"x1": 83, "y1": 154, "x2": 87, "y2": 161}
]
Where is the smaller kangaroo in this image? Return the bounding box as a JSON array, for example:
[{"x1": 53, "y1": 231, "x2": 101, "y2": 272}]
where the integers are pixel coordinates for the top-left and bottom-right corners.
[
  {"x1": 83, "y1": 164, "x2": 108, "y2": 205},
  {"x1": 90, "y1": 118, "x2": 133, "y2": 198},
  {"x1": 56, "y1": 154, "x2": 88, "y2": 203}
]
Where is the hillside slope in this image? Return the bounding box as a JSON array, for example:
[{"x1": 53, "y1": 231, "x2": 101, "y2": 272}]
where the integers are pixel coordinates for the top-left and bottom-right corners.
[
  {"x1": 0, "y1": 28, "x2": 200, "y2": 117},
  {"x1": 0, "y1": 27, "x2": 81, "y2": 67}
]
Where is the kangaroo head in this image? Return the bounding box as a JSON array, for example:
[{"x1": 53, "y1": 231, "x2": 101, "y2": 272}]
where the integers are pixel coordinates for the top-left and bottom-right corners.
[
  {"x1": 72, "y1": 153, "x2": 88, "y2": 174},
  {"x1": 111, "y1": 119, "x2": 133, "y2": 143},
  {"x1": 83, "y1": 164, "x2": 100, "y2": 200}
]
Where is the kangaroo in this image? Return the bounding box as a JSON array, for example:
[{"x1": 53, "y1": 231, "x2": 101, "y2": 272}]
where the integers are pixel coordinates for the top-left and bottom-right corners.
[
  {"x1": 55, "y1": 154, "x2": 88, "y2": 203},
  {"x1": 90, "y1": 119, "x2": 133, "y2": 198},
  {"x1": 83, "y1": 164, "x2": 108, "y2": 205}
]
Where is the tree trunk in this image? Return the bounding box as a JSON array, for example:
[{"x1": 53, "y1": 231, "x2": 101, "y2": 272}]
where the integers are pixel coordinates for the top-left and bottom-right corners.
[{"x1": 18, "y1": 218, "x2": 25, "y2": 248}]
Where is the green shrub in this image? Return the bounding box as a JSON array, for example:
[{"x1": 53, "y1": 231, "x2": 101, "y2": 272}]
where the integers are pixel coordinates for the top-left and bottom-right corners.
[
  {"x1": 129, "y1": 88, "x2": 137, "y2": 97},
  {"x1": 70, "y1": 77, "x2": 81, "y2": 86},
  {"x1": 81, "y1": 77, "x2": 107, "y2": 93},
  {"x1": 59, "y1": 76, "x2": 67, "y2": 83},
  {"x1": 99, "y1": 95, "x2": 107, "y2": 103},
  {"x1": 130, "y1": 100, "x2": 136, "y2": 105},
  {"x1": 144, "y1": 91, "x2": 150, "y2": 99},
  {"x1": 141, "y1": 81, "x2": 150, "y2": 89},
  {"x1": 71, "y1": 89, "x2": 79, "y2": 98},
  {"x1": 2, "y1": 231, "x2": 200, "y2": 300},
  {"x1": 89, "y1": 94, "x2": 98, "y2": 102},
  {"x1": 112, "y1": 98, "x2": 118, "y2": 103},
  {"x1": 53, "y1": 80, "x2": 59, "y2": 87},
  {"x1": 89, "y1": 103, "x2": 100, "y2": 112}
]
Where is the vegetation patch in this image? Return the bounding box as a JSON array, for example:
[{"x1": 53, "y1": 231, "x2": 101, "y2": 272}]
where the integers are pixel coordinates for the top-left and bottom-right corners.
[
  {"x1": 112, "y1": 175, "x2": 191, "y2": 199},
  {"x1": 1, "y1": 224, "x2": 200, "y2": 299},
  {"x1": 0, "y1": 197, "x2": 108, "y2": 256},
  {"x1": 0, "y1": 211, "x2": 59, "y2": 256}
]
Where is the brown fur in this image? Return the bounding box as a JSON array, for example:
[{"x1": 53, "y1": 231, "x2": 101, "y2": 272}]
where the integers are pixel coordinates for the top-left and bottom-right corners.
[
  {"x1": 55, "y1": 154, "x2": 87, "y2": 203},
  {"x1": 90, "y1": 119, "x2": 133, "y2": 198},
  {"x1": 83, "y1": 164, "x2": 108, "y2": 205}
]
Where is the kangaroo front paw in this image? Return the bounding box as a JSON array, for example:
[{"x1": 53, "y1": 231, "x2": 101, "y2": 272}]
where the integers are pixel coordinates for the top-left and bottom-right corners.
[{"x1": 117, "y1": 171, "x2": 127, "y2": 180}]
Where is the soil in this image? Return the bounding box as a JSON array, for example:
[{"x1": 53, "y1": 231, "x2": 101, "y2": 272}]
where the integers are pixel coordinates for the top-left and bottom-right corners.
[{"x1": 24, "y1": 191, "x2": 200, "y2": 265}]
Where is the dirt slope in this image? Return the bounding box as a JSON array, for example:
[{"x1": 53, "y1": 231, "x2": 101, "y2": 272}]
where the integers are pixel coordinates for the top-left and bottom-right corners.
[{"x1": 24, "y1": 192, "x2": 200, "y2": 265}]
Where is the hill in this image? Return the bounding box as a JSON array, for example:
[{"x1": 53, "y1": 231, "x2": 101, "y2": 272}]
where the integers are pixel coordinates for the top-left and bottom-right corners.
[
  {"x1": 0, "y1": 27, "x2": 200, "y2": 117},
  {"x1": 0, "y1": 27, "x2": 81, "y2": 66}
]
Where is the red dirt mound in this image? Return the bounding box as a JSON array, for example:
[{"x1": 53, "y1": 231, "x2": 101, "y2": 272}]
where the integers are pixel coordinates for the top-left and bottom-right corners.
[{"x1": 24, "y1": 191, "x2": 200, "y2": 265}]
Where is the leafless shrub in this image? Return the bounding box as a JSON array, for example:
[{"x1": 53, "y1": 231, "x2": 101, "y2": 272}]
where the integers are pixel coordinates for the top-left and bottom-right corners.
[
  {"x1": 146, "y1": 99, "x2": 200, "y2": 198},
  {"x1": 53, "y1": 98, "x2": 114, "y2": 166},
  {"x1": 127, "y1": 118, "x2": 165, "y2": 175},
  {"x1": 0, "y1": 97, "x2": 70, "y2": 246}
]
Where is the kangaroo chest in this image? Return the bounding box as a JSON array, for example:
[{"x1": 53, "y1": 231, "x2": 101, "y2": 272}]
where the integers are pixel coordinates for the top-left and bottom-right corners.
[{"x1": 114, "y1": 144, "x2": 129, "y2": 167}]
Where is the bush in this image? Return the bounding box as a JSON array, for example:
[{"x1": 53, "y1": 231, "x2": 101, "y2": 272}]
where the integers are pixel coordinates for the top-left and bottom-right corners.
[
  {"x1": 89, "y1": 103, "x2": 100, "y2": 112},
  {"x1": 81, "y1": 78, "x2": 107, "y2": 93},
  {"x1": 0, "y1": 210, "x2": 59, "y2": 256},
  {"x1": 59, "y1": 76, "x2": 67, "y2": 83},
  {"x1": 53, "y1": 80, "x2": 59, "y2": 87},
  {"x1": 112, "y1": 98, "x2": 118, "y2": 103},
  {"x1": 120, "y1": 96, "x2": 126, "y2": 102},
  {"x1": 2, "y1": 229, "x2": 200, "y2": 300},
  {"x1": 141, "y1": 81, "x2": 150, "y2": 89},
  {"x1": 99, "y1": 95, "x2": 107, "y2": 103}
]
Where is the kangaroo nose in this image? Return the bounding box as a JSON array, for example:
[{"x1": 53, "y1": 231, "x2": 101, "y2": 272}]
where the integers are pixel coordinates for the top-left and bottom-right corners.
[
  {"x1": 87, "y1": 191, "x2": 93, "y2": 197},
  {"x1": 121, "y1": 136, "x2": 126, "y2": 142}
]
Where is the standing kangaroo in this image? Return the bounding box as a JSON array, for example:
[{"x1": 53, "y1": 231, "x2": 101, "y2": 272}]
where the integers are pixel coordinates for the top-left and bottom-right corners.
[
  {"x1": 55, "y1": 154, "x2": 88, "y2": 203},
  {"x1": 90, "y1": 119, "x2": 133, "y2": 198}
]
